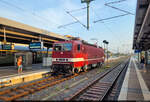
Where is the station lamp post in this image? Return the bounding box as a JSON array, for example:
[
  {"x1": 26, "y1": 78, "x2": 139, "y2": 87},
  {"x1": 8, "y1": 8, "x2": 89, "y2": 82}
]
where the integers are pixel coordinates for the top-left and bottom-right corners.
[{"x1": 103, "y1": 40, "x2": 109, "y2": 67}]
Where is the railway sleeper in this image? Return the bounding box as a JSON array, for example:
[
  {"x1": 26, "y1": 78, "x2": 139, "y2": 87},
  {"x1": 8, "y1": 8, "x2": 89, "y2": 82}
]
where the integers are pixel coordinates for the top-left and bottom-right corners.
[
  {"x1": 8, "y1": 91, "x2": 29, "y2": 101},
  {"x1": 92, "y1": 83, "x2": 110, "y2": 87},
  {"x1": 0, "y1": 96, "x2": 10, "y2": 101},
  {"x1": 110, "y1": 93, "x2": 116, "y2": 97},
  {"x1": 79, "y1": 96, "x2": 99, "y2": 101},
  {"x1": 8, "y1": 92, "x2": 17, "y2": 96},
  {"x1": 82, "y1": 93, "x2": 101, "y2": 98},
  {"x1": 96, "y1": 82, "x2": 112, "y2": 86},
  {"x1": 16, "y1": 89, "x2": 26, "y2": 93},
  {"x1": 91, "y1": 86, "x2": 109, "y2": 90},
  {"x1": 86, "y1": 90, "x2": 104, "y2": 95},
  {"x1": 0, "y1": 89, "x2": 11, "y2": 95},
  {"x1": 24, "y1": 88, "x2": 35, "y2": 93},
  {"x1": 88, "y1": 88, "x2": 107, "y2": 92}
]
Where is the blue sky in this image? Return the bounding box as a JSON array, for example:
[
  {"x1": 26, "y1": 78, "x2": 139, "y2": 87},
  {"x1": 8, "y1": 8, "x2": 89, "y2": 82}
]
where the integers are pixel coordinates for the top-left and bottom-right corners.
[{"x1": 0, "y1": 0, "x2": 136, "y2": 53}]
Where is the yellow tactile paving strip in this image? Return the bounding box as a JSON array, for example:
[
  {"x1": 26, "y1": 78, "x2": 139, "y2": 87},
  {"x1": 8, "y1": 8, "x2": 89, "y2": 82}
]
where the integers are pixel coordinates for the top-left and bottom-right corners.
[{"x1": 0, "y1": 70, "x2": 49, "y2": 88}]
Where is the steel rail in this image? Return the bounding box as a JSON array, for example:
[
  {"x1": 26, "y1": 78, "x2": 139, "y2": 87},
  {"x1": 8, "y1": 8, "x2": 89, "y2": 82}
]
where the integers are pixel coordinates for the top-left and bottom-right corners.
[
  {"x1": 0, "y1": 58, "x2": 126, "y2": 101},
  {"x1": 64, "y1": 59, "x2": 129, "y2": 101},
  {"x1": 0, "y1": 75, "x2": 64, "y2": 101},
  {"x1": 100, "y1": 60, "x2": 129, "y2": 100},
  {"x1": 0, "y1": 71, "x2": 87, "y2": 101}
]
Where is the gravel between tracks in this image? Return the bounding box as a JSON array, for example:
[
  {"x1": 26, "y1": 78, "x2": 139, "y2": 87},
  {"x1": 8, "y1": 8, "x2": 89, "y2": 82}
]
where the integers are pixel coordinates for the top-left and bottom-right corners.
[{"x1": 16, "y1": 58, "x2": 127, "y2": 101}]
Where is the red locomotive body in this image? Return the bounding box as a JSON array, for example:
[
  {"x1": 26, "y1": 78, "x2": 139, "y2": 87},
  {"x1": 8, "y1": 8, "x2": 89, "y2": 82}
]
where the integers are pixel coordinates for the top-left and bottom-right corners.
[{"x1": 51, "y1": 40, "x2": 104, "y2": 74}]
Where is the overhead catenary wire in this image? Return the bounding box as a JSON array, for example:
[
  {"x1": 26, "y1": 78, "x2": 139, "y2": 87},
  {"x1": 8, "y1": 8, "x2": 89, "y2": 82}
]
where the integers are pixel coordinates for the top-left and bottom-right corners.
[
  {"x1": 0, "y1": 0, "x2": 61, "y2": 29},
  {"x1": 94, "y1": 13, "x2": 129, "y2": 23},
  {"x1": 94, "y1": 0, "x2": 134, "y2": 23},
  {"x1": 105, "y1": 0, "x2": 127, "y2": 5},
  {"x1": 0, "y1": 0, "x2": 51, "y2": 29},
  {"x1": 66, "y1": 11, "x2": 87, "y2": 28},
  {"x1": 58, "y1": 10, "x2": 87, "y2": 29},
  {"x1": 0, "y1": 0, "x2": 80, "y2": 40},
  {"x1": 0, "y1": 0, "x2": 83, "y2": 36},
  {"x1": 91, "y1": 6, "x2": 123, "y2": 48},
  {"x1": 67, "y1": 7, "x2": 87, "y2": 13},
  {"x1": 58, "y1": 5, "x2": 91, "y2": 30},
  {"x1": 58, "y1": 21, "x2": 78, "y2": 29},
  {"x1": 105, "y1": 4, "x2": 135, "y2": 15}
]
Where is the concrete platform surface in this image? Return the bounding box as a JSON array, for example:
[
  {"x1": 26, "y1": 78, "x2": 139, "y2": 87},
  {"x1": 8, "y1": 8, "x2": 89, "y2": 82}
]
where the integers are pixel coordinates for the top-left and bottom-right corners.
[
  {"x1": 0, "y1": 64, "x2": 50, "y2": 88},
  {"x1": 118, "y1": 57, "x2": 150, "y2": 101}
]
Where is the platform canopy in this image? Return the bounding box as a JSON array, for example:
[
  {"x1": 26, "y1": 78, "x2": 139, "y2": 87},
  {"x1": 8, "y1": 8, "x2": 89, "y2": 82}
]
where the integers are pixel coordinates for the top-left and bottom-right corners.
[
  {"x1": 0, "y1": 17, "x2": 69, "y2": 47},
  {"x1": 133, "y1": 0, "x2": 150, "y2": 51}
]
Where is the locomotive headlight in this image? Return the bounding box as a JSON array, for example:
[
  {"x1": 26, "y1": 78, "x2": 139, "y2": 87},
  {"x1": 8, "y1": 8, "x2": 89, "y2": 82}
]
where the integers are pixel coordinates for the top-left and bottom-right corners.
[
  {"x1": 67, "y1": 58, "x2": 72, "y2": 62},
  {"x1": 52, "y1": 58, "x2": 57, "y2": 61}
]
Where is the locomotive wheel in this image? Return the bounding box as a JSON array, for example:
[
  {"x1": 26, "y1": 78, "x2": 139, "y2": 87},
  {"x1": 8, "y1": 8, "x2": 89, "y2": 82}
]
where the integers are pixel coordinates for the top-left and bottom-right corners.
[
  {"x1": 83, "y1": 65, "x2": 88, "y2": 72},
  {"x1": 100, "y1": 62, "x2": 102, "y2": 67},
  {"x1": 68, "y1": 69, "x2": 73, "y2": 75},
  {"x1": 78, "y1": 67, "x2": 81, "y2": 73},
  {"x1": 72, "y1": 68, "x2": 79, "y2": 74},
  {"x1": 98, "y1": 62, "x2": 102, "y2": 68},
  {"x1": 97, "y1": 62, "x2": 100, "y2": 68}
]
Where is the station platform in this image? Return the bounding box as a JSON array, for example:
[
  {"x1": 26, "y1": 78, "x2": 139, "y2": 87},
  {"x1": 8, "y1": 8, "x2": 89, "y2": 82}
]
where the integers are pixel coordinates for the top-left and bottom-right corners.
[
  {"x1": 0, "y1": 64, "x2": 50, "y2": 88},
  {"x1": 118, "y1": 57, "x2": 150, "y2": 101}
]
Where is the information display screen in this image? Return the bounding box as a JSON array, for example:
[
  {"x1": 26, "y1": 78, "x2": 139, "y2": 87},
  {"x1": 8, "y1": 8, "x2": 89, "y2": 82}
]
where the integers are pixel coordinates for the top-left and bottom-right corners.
[
  {"x1": 2, "y1": 44, "x2": 12, "y2": 50},
  {"x1": 134, "y1": 49, "x2": 141, "y2": 53},
  {"x1": 29, "y1": 42, "x2": 43, "y2": 49}
]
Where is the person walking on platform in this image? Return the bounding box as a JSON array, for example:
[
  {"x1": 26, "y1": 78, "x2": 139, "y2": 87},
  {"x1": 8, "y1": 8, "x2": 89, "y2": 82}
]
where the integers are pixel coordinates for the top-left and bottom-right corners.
[
  {"x1": 140, "y1": 56, "x2": 146, "y2": 72},
  {"x1": 17, "y1": 56, "x2": 23, "y2": 74}
]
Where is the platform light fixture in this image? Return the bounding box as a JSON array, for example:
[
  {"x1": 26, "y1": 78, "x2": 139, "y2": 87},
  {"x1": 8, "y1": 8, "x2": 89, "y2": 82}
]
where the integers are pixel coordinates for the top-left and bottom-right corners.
[{"x1": 103, "y1": 40, "x2": 109, "y2": 68}]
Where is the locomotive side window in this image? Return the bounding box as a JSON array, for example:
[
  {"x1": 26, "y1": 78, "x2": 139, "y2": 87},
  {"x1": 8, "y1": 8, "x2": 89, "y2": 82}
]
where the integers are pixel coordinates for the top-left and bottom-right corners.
[{"x1": 77, "y1": 44, "x2": 80, "y2": 51}]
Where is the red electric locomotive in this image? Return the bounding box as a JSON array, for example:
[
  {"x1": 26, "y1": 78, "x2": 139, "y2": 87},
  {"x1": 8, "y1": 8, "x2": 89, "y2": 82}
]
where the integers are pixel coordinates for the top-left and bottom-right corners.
[{"x1": 51, "y1": 39, "x2": 105, "y2": 75}]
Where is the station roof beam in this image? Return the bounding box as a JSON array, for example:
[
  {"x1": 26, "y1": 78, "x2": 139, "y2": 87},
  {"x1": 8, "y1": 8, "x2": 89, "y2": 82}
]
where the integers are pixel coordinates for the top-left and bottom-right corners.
[
  {"x1": 0, "y1": 17, "x2": 69, "y2": 47},
  {"x1": 133, "y1": 0, "x2": 150, "y2": 51}
]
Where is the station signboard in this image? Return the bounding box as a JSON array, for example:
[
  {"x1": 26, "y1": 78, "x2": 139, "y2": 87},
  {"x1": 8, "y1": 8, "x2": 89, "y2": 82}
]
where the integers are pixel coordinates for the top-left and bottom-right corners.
[
  {"x1": 134, "y1": 49, "x2": 141, "y2": 53},
  {"x1": 29, "y1": 42, "x2": 43, "y2": 49},
  {"x1": 2, "y1": 44, "x2": 12, "y2": 50}
]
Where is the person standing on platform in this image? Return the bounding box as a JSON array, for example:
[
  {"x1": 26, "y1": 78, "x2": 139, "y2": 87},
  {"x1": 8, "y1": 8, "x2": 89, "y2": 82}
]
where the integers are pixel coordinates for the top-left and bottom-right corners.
[
  {"x1": 140, "y1": 56, "x2": 146, "y2": 72},
  {"x1": 17, "y1": 56, "x2": 23, "y2": 74}
]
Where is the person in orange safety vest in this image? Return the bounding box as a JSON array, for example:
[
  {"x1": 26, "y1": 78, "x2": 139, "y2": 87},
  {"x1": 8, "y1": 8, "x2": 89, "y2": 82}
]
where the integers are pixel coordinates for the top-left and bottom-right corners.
[{"x1": 17, "y1": 56, "x2": 23, "y2": 74}]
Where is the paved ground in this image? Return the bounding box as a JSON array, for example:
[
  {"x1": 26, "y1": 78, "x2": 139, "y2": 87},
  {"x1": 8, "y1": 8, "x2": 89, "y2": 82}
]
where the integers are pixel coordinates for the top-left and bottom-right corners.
[
  {"x1": 118, "y1": 57, "x2": 150, "y2": 101},
  {"x1": 0, "y1": 63, "x2": 50, "y2": 78}
]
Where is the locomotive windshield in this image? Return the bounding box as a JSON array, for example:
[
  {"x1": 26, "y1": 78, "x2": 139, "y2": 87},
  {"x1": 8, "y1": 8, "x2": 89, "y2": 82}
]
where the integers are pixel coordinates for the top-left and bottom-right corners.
[{"x1": 53, "y1": 43, "x2": 72, "y2": 51}]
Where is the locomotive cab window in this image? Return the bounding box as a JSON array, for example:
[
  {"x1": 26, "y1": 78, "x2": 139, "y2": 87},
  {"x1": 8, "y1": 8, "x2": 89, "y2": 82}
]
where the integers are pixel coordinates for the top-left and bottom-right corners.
[
  {"x1": 54, "y1": 43, "x2": 72, "y2": 51},
  {"x1": 54, "y1": 44, "x2": 62, "y2": 51},
  {"x1": 77, "y1": 44, "x2": 80, "y2": 51},
  {"x1": 63, "y1": 43, "x2": 72, "y2": 51}
]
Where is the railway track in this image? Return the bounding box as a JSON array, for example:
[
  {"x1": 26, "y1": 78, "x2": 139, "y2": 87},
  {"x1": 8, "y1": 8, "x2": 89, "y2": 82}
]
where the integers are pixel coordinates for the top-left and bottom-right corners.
[
  {"x1": 0, "y1": 73, "x2": 81, "y2": 101},
  {"x1": 0, "y1": 59, "x2": 127, "y2": 101},
  {"x1": 64, "y1": 59, "x2": 129, "y2": 101}
]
